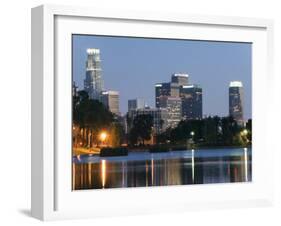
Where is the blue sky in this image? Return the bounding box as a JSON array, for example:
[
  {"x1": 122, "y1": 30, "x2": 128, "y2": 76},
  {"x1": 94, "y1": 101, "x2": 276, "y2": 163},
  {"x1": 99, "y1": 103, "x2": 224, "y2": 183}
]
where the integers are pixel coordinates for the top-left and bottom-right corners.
[{"x1": 73, "y1": 35, "x2": 252, "y2": 120}]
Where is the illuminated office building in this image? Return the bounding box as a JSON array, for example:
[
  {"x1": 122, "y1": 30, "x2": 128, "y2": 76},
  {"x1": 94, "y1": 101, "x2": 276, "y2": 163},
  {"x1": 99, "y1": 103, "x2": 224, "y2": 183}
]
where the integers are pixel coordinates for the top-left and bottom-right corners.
[
  {"x1": 159, "y1": 96, "x2": 182, "y2": 128},
  {"x1": 180, "y1": 84, "x2": 203, "y2": 120},
  {"x1": 84, "y1": 48, "x2": 104, "y2": 100},
  {"x1": 229, "y1": 81, "x2": 244, "y2": 126},
  {"x1": 101, "y1": 90, "x2": 120, "y2": 115}
]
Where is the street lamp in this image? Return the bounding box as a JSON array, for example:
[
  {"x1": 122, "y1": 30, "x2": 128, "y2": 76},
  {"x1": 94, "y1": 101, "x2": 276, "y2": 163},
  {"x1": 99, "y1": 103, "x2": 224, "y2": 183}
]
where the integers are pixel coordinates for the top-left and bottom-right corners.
[
  {"x1": 242, "y1": 129, "x2": 248, "y2": 136},
  {"x1": 190, "y1": 131, "x2": 195, "y2": 139},
  {"x1": 99, "y1": 131, "x2": 107, "y2": 142},
  {"x1": 240, "y1": 129, "x2": 249, "y2": 146},
  {"x1": 187, "y1": 131, "x2": 195, "y2": 149},
  {"x1": 190, "y1": 131, "x2": 195, "y2": 145},
  {"x1": 99, "y1": 131, "x2": 108, "y2": 146}
]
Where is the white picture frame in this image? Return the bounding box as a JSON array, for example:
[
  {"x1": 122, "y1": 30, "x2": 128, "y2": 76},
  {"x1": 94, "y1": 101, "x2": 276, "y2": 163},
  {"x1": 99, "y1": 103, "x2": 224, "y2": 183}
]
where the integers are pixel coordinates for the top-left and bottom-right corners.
[{"x1": 31, "y1": 4, "x2": 274, "y2": 221}]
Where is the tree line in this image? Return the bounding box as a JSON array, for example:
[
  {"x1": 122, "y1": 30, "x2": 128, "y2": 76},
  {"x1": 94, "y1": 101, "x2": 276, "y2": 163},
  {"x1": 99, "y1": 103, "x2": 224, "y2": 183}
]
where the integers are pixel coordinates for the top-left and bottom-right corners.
[
  {"x1": 157, "y1": 116, "x2": 252, "y2": 147},
  {"x1": 73, "y1": 90, "x2": 252, "y2": 148},
  {"x1": 72, "y1": 90, "x2": 124, "y2": 148}
]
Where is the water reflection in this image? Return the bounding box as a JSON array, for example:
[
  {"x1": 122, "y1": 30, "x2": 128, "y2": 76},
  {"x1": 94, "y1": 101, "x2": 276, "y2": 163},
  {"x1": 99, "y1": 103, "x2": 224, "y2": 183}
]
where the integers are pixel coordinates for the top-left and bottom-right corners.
[
  {"x1": 72, "y1": 148, "x2": 252, "y2": 190},
  {"x1": 101, "y1": 160, "x2": 106, "y2": 188},
  {"x1": 192, "y1": 149, "x2": 195, "y2": 183},
  {"x1": 244, "y1": 148, "x2": 248, "y2": 182}
]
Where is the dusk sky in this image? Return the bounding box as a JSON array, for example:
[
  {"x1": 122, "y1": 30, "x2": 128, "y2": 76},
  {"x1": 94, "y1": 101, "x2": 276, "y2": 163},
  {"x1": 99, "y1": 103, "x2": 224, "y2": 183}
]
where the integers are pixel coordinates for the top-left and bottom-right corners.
[{"x1": 72, "y1": 35, "x2": 252, "y2": 120}]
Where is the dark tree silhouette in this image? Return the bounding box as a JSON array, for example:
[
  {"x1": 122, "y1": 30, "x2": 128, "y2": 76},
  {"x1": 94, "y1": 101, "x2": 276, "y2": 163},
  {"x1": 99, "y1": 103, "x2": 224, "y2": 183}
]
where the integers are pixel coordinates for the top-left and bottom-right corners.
[
  {"x1": 129, "y1": 114, "x2": 153, "y2": 145},
  {"x1": 73, "y1": 90, "x2": 114, "y2": 147}
]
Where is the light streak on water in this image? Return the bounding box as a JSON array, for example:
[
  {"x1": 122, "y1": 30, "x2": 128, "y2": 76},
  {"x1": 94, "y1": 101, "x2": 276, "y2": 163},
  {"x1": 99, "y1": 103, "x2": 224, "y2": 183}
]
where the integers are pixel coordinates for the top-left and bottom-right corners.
[
  {"x1": 244, "y1": 148, "x2": 248, "y2": 182},
  {"x1": 101, "y1": 160, "x2": 106, "y2": 188}
]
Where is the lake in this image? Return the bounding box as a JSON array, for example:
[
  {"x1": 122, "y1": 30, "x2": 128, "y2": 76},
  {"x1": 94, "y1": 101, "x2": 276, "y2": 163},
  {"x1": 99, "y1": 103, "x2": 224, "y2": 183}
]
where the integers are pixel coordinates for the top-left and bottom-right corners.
[{"x1": 72, "y1": 147, "x2": 252, "y2": 190}]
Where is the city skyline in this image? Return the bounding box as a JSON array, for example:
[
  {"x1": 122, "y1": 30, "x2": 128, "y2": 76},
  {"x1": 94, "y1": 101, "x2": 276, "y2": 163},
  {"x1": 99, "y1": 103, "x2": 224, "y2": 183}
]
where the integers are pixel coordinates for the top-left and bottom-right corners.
[{"x1": 73, "y1": 35, "x2": 252, "y2": 119}]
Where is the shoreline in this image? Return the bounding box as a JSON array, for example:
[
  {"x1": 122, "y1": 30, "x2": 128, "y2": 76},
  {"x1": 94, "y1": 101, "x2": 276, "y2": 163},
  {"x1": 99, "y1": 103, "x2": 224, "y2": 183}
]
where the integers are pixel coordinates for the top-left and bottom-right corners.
[{"x1": 72, "y1": 145, "x2": 252, "y2": 157}]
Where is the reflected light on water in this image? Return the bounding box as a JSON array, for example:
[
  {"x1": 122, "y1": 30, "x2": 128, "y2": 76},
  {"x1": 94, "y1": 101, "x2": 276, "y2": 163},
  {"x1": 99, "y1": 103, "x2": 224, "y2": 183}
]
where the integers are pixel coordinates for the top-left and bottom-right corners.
[
  {"x1": 151, "y1": 159, "x2": 154, "y2": 185},
  {"x1": 101, "y1": 160, "x2": 106, "y2": 188},
  {"x1": 77, "y1": 155, "x2": 81, "y2": 162},
  {"x1": 73, "y1": 148, "x2": 252, "y2": 190},
  {"x1": 88, "y1": 163, "x2": 92, "y2": 186},
  {"x1": 72, "y1": 163, "x2": 75, "y2": 190},
  {"x1": 145, "y1": 161, "x2": 149, "y2": 186},
  {"x1": 191, "y1": 149, "x2": 195, "y2": 183},
  {"x1": 122, "y1": 161, "x2": 126, "y2": 187},
  {"x1": 244, "y1": 148, "x2": 248, "y2": 182}
]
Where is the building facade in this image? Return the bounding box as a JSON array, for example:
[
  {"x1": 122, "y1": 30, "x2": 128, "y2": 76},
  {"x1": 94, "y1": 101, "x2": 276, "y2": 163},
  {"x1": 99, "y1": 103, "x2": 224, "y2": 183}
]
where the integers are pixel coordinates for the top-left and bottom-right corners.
[
  {"x1": 128, "y1": 98, "x2": 145, "y2": 112},
  {"x1": 84, "y1": 48, "x2": 104, "y2": 100},
  {"x1": 155, "y1": 74, "x2": 189, "y2": 108},
  {"x1": 180, "y1": 84, "x2": 203, "y2": 120},
  {"x1": 128, "y1": 107, "x2": 168, "y2": 134},
  {"x1": 159, "y1": 96, "x2": 182, "y2": 128},
  {"x1": 229, "y1": 81, "x2": 244, "y2": 126},
  {"x1": 101, "y1": 90, "x2": 120, "y2": 115},
  {"x1": 171, "y1": 73, "x2": 189, "y2": 86},
  {"x1": 170, "y1": 82, "x2": 180, "y2": 97},
  {"x1": 155, "y1": 82, "x2": 171, "y2": 108}
]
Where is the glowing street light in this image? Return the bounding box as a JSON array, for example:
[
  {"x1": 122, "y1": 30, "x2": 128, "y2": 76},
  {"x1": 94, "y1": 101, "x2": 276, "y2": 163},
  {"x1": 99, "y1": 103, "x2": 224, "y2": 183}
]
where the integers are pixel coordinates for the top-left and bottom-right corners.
[
  {"x1": 240, "y1": 129, "x2": 249, "y2": 146},
  {"x1": 190, "y1": 131, "x2": 195, "y2": 147},
  {"x1": 240, "y1": 129, "x2": 248, "y2": 137},
  {"x1": 99, "y1": 131, "x2": 108, "y2": 142},
  {"x1": 242, "y1": 129, "x2": 248, "y2": 136},
  {"x1": 99, "y1": 131, "x2": 108, "y2": 147}
]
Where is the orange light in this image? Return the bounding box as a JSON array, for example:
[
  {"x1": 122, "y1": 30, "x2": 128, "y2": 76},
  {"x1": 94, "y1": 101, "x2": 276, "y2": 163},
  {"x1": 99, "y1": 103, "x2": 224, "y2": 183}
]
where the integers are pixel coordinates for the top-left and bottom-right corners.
[
  {"x1": 99, "y1": 131, "x2": 107, "y2": 142},
  {"x1": 101, "y1": 160, "x2": 106, "y2": 188}
]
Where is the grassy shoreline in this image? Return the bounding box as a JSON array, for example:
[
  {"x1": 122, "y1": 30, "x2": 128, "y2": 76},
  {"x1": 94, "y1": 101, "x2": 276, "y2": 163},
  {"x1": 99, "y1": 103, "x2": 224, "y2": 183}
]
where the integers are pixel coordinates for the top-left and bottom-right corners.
[{"x1": 72, "y1": 147, "x2": 100, "y2": 156}]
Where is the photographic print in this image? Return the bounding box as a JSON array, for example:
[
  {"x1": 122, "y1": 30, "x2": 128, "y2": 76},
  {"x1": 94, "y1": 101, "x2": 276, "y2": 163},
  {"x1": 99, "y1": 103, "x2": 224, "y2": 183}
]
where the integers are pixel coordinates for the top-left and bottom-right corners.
[{"x1": 72, "y1": 35, "x2": 252, "y2": 190}]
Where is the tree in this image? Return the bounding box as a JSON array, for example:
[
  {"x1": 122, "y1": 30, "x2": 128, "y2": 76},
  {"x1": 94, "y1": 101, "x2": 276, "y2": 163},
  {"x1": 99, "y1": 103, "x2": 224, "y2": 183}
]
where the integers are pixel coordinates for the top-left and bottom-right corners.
[
  {"x1": 109, "y1": 122, "x2": 125, "y2": 147},
  {"x1": 169, "y1": 119, "x2": 204, "y2": 144},
  {"x1": 72, "y1": 90, "x2": 114, "y2": 147},
  {"x1": 129, "y1": 114, "x2": 153, "y2": 145},
  {"x1": 203, "y1": 116, "x2": 220, "y2": 145},
  {"x1": 221, "y1": 116, "x2": 240, "y2": 145},
  {"x1": 246, "y1": 119, "x2": 252, "y2": 144}
]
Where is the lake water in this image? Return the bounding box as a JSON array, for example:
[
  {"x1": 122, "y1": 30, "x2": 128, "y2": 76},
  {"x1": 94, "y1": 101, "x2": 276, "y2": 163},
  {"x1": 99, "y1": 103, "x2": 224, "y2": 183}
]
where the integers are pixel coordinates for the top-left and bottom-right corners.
[{"x1": 72, "y1": 147, "x2": 252, "y2": 190}]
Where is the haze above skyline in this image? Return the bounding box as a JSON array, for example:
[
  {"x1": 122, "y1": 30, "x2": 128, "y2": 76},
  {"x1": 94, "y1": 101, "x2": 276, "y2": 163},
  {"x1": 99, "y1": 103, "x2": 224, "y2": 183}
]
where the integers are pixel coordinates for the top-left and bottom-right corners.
[{"x1": 73, "y1": 35, "x2": 252, "y2": 120}]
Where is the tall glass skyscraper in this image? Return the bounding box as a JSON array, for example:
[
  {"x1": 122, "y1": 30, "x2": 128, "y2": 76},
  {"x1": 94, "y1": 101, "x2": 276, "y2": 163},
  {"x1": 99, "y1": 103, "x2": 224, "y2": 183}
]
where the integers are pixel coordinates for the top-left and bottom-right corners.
[
  {"x1": 155, "y1": 82, "x2": 171, "y2": 108},
  {"x1": 155, "y1": 73, "x2": 202, "y2": 123},
  {"x1": 84, "y1": 48, "x2": 104, "y2": 100},
  {"x1": 229, "y1": 81, "x2": 244, "y2": 126},
  {"x1": 180, "y1": 84, "x2": 203, "y2": 120}
]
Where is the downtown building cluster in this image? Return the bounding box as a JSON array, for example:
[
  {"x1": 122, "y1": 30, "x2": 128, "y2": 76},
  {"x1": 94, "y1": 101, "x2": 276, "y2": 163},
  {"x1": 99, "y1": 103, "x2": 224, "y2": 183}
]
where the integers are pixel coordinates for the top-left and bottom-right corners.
[
  {"x1": 128, "y1": 73, "x2": 203, "y2": 135},
  {"x1": 80, "y1": 48, "x2": 245, "y2": 136}
]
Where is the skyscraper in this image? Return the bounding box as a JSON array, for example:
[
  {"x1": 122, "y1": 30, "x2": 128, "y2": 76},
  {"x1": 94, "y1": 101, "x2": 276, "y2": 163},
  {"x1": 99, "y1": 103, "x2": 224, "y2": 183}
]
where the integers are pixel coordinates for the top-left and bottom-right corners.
[
  {"x1": 180, "y1": 85, "x2": 203, "y2": 120},
  {"x1": 84, "y1": 48, "x2": 104, "y2": 100},
  {"x1": 72, "y1": 81, "x2": 78, "y2": 98},
  {"x1": 155, "y1": 73, "x2": 189, "y2": 108},
  {"x1": 155, "y1": 82, "x2": 171, "y2": 108},
  {"x1": 159, "y1": 96, "x2": 182, "y2": 128},
  {"x1": 101, "y1": 90, "x2": 120, "y2": 115},
  {"x1": 171, "y1": 73, "x2": 189, "y2": 86},
  {"x1": 128, "y1": 98, "x2": 145, "y2": 112},
  {"x1": 170, "y1": 83, "x2": 180, "y2": 97},
  {"x1": 229, "y1": 81, "x2": 244, "y2": 126}
]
